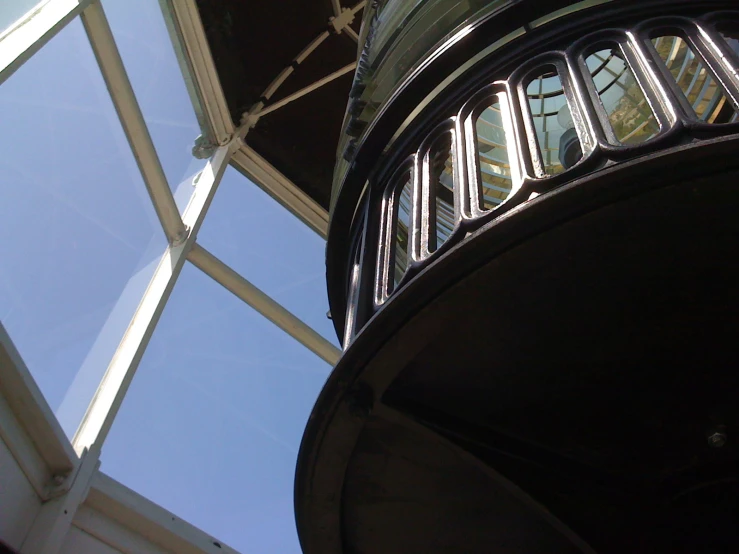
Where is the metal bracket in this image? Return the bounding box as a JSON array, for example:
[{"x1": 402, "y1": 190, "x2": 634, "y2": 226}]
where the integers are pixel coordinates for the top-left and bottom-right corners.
[
  {"x1": 240, "y1": 105, "x2": 263, "y2": 136},
  {"x1": 192, "y1": 134, "x2": 218, "y2": 159},
  {"x1": 22, "y1": 447, "x2": 101, "y2": 553},
  {"x1": 330, "y1": 7, "x2": 356, "y2": 33},
  {"x1": 44, "y1": 471, "x2": 75, "y2": 501}
]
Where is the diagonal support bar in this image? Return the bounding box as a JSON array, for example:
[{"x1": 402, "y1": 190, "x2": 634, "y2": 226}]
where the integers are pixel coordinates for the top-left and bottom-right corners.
[
  {"x1": 72, "y1": 142, "x2": 236, "y2": 455},
  {"x1": 259, "y1": 62, "x2": 357, "y2": 117},
  {"x1": 187, "y1": 244, "x2": 341, "y2": 366},
  {"x1": 331, "y1": 0, "x2": 343, "y2": 17},
  {"x1": 343, "y1": 26, "x2": 360, "y2": 42},
  {"x1": 81, "y1": 2, "x2": 186, "y2": 244}
]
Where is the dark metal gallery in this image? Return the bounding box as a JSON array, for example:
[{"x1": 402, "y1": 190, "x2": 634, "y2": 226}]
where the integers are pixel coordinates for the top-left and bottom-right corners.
[{"x1": 197, "y1": 0, "x2": 739, "y2": 552}]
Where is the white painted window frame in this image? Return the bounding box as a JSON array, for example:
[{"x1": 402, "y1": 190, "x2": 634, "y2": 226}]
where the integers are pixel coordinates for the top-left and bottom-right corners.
[{"x1": 0, "y1": 0, "x2": 345, "y2": 550}]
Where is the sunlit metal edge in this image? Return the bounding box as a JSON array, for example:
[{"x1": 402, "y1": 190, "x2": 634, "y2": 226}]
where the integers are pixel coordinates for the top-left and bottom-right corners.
[{"x1": 163, "y1": 0, "x2": 235, "y2": 146}]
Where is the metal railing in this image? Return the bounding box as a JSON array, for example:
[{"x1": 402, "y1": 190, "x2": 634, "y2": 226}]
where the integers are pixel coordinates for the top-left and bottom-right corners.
[{"x1": 341, "y1": 11, "x2": 739, "y2": 345}]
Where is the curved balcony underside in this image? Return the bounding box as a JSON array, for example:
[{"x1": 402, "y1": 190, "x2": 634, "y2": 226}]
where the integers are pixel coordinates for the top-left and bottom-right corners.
[{"x1": 297, "y1": 138, "x2": 739, "y2": 554}]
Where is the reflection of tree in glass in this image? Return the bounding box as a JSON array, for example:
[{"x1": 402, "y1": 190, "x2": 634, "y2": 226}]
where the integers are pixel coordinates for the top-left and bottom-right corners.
[
  {"x1": 526, "y1": 71, "x2": 572, "y2": 175},
  {"x1": 588, "y1": 49, "x2": 659, "y2": 144},
  {"x1": 652, "y1": 36, "x2": 738, "y2": 123},
  {"x1": 361, "y1": 0, "x2": 496, "y2": 129}
]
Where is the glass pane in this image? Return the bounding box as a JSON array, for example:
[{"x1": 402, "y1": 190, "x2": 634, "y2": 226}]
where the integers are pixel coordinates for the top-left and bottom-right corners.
[
  {"x1": 428, "y1": 132, "x2": 455, "y2": 251},
  {"x1": 527, "y1": 69, "x2": 582, "y2": 174},
  {"x1": 475, "y1": 97, "x2": 514, "y2": 210},
  {"x1": 359, "y1": 0, "x2": 503, "y2": 129},
  {"x1": 103, "y1": 0, "x2": 208, "y2": 207},
  {"x1": 585, "y1": 47, "x2": 660, "y2": 144},
  {"x1": 652, "y1": 36, "x2": 739, "y2": 124},
  {"x1": 102, "y1": 264, "x2": 331, "y2": 553},
  {"x1": 0, "y1": 18, "x2": 165, "y2": 436},
  {"x1": 721, "y1": 31, "x2": 739, "y2": 56},
  {"x1": 333, "y1": 0, "x2": 512, "y2": 200},
  {"x1": 199, "y1": 167, "x2": 339, "y2": 346},
  {"x1": 393, "y1": 172, "x2": 413, "y2": 289},
  {"x1": 0, "y1": 0, "x2": 44, "y2": 35}
]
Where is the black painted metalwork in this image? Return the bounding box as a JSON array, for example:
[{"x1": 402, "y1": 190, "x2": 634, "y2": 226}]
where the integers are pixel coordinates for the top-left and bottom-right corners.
[
  {"x1": 338, "y1": 11, "x2": 739, "y2": 345},
  {"x1": 297, "y1": 3, "x2": 739, "y2": 554}
]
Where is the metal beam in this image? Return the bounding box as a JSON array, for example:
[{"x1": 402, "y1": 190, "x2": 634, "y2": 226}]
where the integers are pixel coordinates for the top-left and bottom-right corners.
[
  {"x1": 343, "y1": 26, "x2": 360, "y2": 43},
  {"x1": 230, "y1": 146, "x2": 329, "y2": 238},
  {"x1": 187, "y1": 245, "x2": 341, "y2": 366},
  {"x1": 243, "y1": 29, "x2": 331, "y2": 123},
  {"x1": 0, "y1": 0, "x2": 94, "y2": 86},
  {"x1": 0, "y1": 324, "x2": 77, "y2": 481},
  {"x1": 0, "y1": 325, "x2": 78, "y2": 503},
  {"x1": 72, "y1": 142, "x2": 236, "y2": 455},
  {"x1": 81, "y1": 2, "x2": 187, "y2": 244},
  {"x1": 331, "y1": 0, "x2": 343, "y2": 17},
  {"x1": 259, "y1": 62, "x2": 357, "y2": 116},
  {"x1": 21, "y1": 448, "x2": 100, "y2": 554},
  {"x1": 82, "y1": 472, "x2": 241, "y2": 554},
  {"x1": 162, "y1": 0, "x2": 234, "y2": 145}
]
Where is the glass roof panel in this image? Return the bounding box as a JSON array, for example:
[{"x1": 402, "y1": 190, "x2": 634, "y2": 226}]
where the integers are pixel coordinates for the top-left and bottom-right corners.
[
  {"x1": 0, "y1": 17, "x2": 166, "y2": 436},
  {"x1": 0, "y1": 0, "x2": 45, "y2": 36},
  {"x1": 102, "y1": 0, "x2": 206, "y2": 209},
  {"x1": 198, "y1": 167, "x2": 340, "y2": 346},
  {"x1": 102, "y1": 263, "x2": 331, "y2": 553}
]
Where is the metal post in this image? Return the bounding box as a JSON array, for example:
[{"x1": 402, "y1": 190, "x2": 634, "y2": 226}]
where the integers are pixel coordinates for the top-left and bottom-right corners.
[{"x1": 72, "y1": 141, "x2": 236, "y2": 455}]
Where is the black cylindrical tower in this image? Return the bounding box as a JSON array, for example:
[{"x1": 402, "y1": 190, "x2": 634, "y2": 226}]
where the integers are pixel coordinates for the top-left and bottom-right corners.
[{"x1": 297, "y1": 2, "x2": 739, "y2": 553}]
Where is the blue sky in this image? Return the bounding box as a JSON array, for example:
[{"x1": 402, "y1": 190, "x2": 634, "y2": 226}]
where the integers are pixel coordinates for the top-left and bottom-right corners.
[
  {"x1": 0, "y1": 2, "x2": 336, "y2": 552},
  {"x1": 0, "y1": 0, "x2": 42, "y2": 35}
]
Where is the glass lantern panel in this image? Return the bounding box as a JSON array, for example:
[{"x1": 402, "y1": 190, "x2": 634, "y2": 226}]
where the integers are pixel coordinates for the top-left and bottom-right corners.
[
  {"x1": 652, "y1": 35, "x2": 738, "y2": 124},
  {"x1": 526, "y1": 69, "x2": 582, "y2": 174},
  {"x1": 475, "y1": 96, "x2": 514, "y2": 210},
  {"x1": 427, "y1": 132, "x2": 455, "y2": 251},
  {"x1": 586, "y1": 47, "x2": 660, "y2": 144}
]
